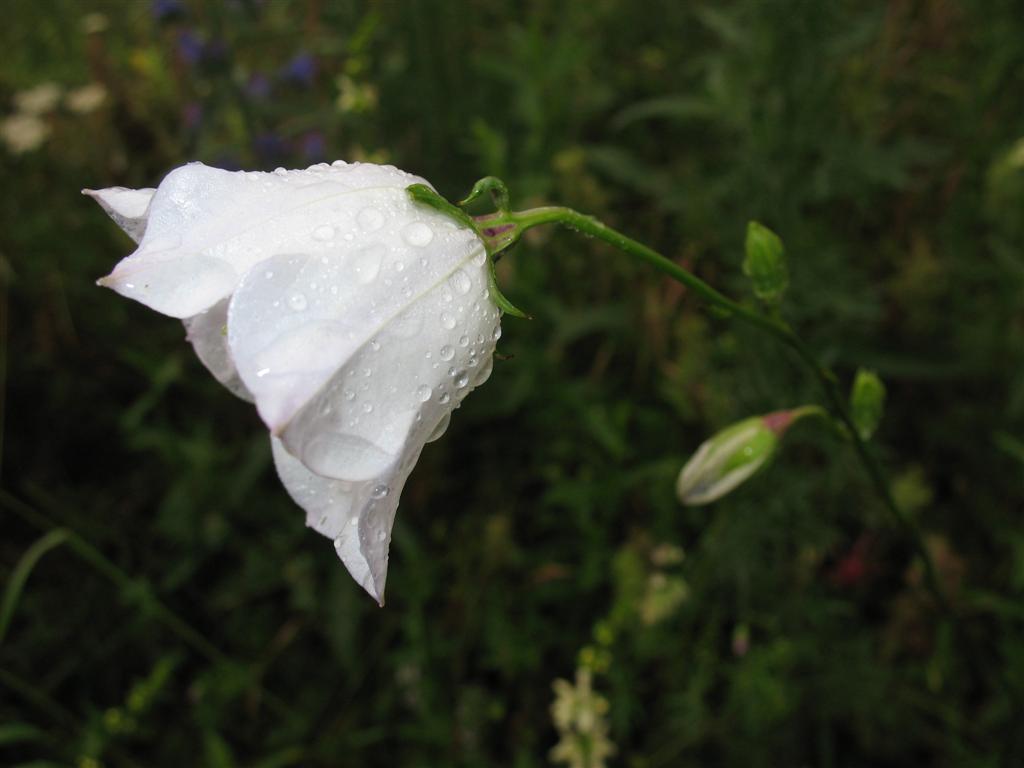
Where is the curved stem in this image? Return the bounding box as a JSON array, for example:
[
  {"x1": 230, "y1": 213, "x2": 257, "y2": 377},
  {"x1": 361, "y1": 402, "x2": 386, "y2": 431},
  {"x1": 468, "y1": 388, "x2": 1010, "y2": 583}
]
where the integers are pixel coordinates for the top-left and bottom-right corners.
[{"x1": 503, "y1": 205, "x2": 950, "y2": 613}]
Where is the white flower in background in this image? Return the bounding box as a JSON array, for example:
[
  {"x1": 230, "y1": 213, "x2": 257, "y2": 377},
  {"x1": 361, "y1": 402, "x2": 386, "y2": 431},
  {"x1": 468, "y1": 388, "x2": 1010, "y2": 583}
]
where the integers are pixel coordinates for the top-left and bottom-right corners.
[
  {"x1": 88, "y1": 161, "x2": 502, "y2": 604},
  {"x1": 66, "y1": 83, "x2": 108, "y2": 115},
  {"x1": 1, "y1": 113, "x2": 50, "y2": 154},
  {"x1": 14, "y1": 82, "x2": 62, "y2": 115}
]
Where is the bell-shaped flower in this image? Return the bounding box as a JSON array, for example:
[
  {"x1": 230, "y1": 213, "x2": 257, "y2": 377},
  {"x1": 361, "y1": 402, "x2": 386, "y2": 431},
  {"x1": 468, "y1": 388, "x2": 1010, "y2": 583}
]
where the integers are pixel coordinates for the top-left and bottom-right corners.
[{"x1": 89, "y1": 161, "x2": 502, "y2": 604}]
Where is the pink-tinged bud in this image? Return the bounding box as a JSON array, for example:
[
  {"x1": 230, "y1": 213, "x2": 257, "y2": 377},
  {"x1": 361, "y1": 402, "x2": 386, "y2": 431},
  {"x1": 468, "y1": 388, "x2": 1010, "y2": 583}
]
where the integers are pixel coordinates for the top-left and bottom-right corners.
[{"x1": 676, "y1": 407, "x2": 814, "y2": 506}]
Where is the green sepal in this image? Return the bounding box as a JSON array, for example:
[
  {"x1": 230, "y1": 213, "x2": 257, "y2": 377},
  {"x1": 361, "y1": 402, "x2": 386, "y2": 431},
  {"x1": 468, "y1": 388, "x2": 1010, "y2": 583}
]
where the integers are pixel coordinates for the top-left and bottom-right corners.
[
  {"x1": 850, "y1": 368, "x2": 886, "y2": 440},
  {"x1": 487, "y1": 256, "x2": 529, "y2": 319},
  {"x1": 458, "y1": 176, "x2": 510, "y2": 213},
  {"x1": 408, "y1": 183, "x2": 529, "y2": 319},
  {"x1": 406, "y1": 184, "x2": 476, "y2": 230}
]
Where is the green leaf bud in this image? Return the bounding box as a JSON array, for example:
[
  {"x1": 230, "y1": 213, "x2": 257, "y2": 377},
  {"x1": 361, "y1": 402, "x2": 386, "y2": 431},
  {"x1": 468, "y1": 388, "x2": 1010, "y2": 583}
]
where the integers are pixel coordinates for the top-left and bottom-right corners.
[
  {"x1": 743, "y1": 221, "x2": 788, "y2": 303},
  {"x1": 850, "y1": 368, "x2": 886, "y2": 440}
]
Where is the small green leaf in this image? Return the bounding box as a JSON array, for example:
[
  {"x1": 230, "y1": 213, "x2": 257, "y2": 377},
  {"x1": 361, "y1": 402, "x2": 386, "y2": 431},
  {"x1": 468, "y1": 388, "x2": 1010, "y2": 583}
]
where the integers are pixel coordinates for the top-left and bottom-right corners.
[
  {"x1": 850, "y1": 368, "x2": 886, "y2": 440},
  {"x1": 743, "y1": 221, "x2": 788, "y2": 303}
]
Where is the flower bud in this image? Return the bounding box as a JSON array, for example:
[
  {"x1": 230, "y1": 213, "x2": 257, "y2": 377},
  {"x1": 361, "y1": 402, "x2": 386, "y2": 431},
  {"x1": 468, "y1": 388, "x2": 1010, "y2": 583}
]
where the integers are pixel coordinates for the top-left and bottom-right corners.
[
  {"x1": 850, "y1": 368, "x2": 886, "y2": 440},
  {"x1": 676, "y1": 409, "x2": 808, "y2": 506},
  {"x1": 743, "y1": 221, "x2": 788, "y2": 303}
]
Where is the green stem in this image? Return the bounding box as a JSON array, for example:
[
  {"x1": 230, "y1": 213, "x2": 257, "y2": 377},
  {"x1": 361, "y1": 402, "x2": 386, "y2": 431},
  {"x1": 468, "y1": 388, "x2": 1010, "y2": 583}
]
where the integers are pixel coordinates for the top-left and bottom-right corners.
[{"x1": 499, "y1": 205, "x2": 951, "y2": 613}]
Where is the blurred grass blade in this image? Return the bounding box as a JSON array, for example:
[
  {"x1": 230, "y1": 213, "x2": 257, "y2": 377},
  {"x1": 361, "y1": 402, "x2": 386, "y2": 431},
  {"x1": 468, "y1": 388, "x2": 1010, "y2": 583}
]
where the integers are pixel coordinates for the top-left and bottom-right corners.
[
  {"x1": 0, "y1": 722, "x2": 47, "y2": 746},
  {"x1": 0, "y1": 529, "x2": 69, "y2": 645}
]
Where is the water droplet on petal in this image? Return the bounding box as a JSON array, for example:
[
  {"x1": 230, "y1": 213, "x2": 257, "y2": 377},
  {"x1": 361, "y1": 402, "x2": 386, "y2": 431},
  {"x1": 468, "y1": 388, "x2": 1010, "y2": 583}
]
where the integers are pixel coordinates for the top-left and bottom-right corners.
[
  {"x1": 371, "y1": 484, "x2": 390, "y2": 499},
  {"x1": 439, "y1": 392, "x2": 451, "y2": 404},
  {"x1": 403, "y1": 221, "x2": 434, "y2": 247},
  {"x1": 474, "y1": 357, "x2": 494, "y2": 386},
  {"x1": 440, "y1": 311, "x2": 456, "y2": 330},
  {"x1": 349, "y1": 244, "x2": 384, "y2": 284},
  {"x1": 357, "y1": 207, "x2": 385, "y2": 231},
  {"x1": 417, "y1": 385, "x2": 432, "y2": 402},
  {"x1": 458, "y1": 334, "x2": 469, "y2": 347},
  {"x1": 439, "y1": 345, "x2": 455, "y2": 361},
  {"x1": 450, "y1": 269, "x2": 472, "y2": 294},
  {"x1": 427, "y1": 412, "x2": 451, "y2": 442},
  {"x1": 312, "y1": 224, "x2": 335, "y2": 241},
  {"x1": 288, "y1": 293, "x2": 308, "y2": 311},
  {"x1": 454, "y1": 370, "x2": 469, "y2": 389}
]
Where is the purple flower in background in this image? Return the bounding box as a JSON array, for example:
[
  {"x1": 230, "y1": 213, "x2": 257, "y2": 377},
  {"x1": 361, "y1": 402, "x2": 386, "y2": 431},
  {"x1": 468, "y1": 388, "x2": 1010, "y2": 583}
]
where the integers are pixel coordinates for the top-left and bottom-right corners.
[
  {"x1": 182, "y1": 101, "x2": 203, "y2": 131},
  {"x1": 245, "y1": 73, "x2": 271, "y2": 100},
  {"x1": 151, "y1": 0, "x2": 185, "y2": 22},
  {"x1": 176, "y1": 31, "x2": 227, "y2": 69},
  {"x1": 176, "y1": 30, "x2": 204, "y2": 65},
  {"x1": 211, "y1": 153, "x2": 242, "y2": 171},
  {"x1": 253, "y1": 132, "x2": 288, "y2": 165},
  {"x1": 300, "y1": 131, "x2": 326, "y2": 161},
  {"x1": 281, "y1": 52, "x2": 316, "y2": 87}
]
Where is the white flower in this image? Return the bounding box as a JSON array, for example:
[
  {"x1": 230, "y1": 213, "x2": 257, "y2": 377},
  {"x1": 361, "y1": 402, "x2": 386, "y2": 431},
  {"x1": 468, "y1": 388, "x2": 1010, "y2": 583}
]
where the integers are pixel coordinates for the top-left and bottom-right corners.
[
  {"x1": 1, "y1": 113, "x2": 50, "y2": 154},
  {"x1": 14, "y1": 82, "x2": 62, "y2": 115},
  {"x1": 88, "y1": 161, "x2": 502, "y2": 604},
  {"x1": 66, "y1": 83, "x2": 108, "y2": 115}
]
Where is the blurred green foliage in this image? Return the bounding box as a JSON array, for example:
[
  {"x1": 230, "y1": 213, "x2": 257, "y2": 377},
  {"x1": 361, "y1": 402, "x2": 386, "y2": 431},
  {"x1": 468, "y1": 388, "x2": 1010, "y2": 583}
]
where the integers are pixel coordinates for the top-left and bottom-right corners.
[{"x1": 1, "y1": 0, "x2": 1023, "y2": 766}]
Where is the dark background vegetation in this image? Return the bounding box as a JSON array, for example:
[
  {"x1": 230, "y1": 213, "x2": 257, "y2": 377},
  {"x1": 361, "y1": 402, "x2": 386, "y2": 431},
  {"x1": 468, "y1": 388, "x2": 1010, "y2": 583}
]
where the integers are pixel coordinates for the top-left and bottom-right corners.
[{"x1": 2, "y1": 0, "x2": 1023, "y2": 765}]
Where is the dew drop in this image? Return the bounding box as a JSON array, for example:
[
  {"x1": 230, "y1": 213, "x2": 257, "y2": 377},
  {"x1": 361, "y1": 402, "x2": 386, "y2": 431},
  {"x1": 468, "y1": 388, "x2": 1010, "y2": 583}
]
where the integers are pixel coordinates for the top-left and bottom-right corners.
[
  {"x1": 439, "y1": 392, "x2": 451, "y2": 404},
  {"x1": 264, "y1": 270, "x2": 275, "y2": 279},
  {"x1": 371, "y1": 484, "x2": 390, "y2": 499},
  {"x1": 256, "y1": 367, "x2": 271, "y2": 378},
  {"x1": 474, "y1": 357, "x2": 494, "y2": 386},
  {"x1": 492, "y1": 324, "x2": 502, "y2": 341},
  {"x1": 312, "y1": 224, "x2": 335, "y2": 241},
  {"x1": 357, "y1": 206, "x2": 385, "y2": 232},
  {"x1": 417, "y1": 385, "x2": 432, "y2": 402},
  {"x1": 427, "y1": 412, "x2": 451, "y2": 442},
  {"x1": 403, "y1": 221, "x2": 434, "y2": 247},
  {"x1": 343, "y1": 389, "x2": 355, "y2": 401},
  {"x1": 439, "y1": 345, "x2": 455, "y2": 361},
  {"x1": 454, "y1": 370, "x2": 469, "y2": 389},
  {"x1": 450, "y1": 269, "x2": 472, "y2": 295},
  {"x1": 288, "y1": 293, "x2": 308, "y2": 311},
  {"x1": 458, "y1": 334, "x2": 469, "y2": 347},
  {"x1": 349, "y1": 244, "x2": 384, "y2": 284},
  {"x1": 362, "y1": 403, "x2": 373, "y2": 413},
  {"x1": 440, "y1": 311, "x2": 457, "y2": 330}
]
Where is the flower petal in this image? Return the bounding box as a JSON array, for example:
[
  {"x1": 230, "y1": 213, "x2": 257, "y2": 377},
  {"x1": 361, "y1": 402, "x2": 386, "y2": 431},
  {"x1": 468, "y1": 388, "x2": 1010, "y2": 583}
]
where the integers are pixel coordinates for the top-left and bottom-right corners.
[
  {"x1": 83, "y1": 186, "x2": 155, "y2": 243},
  {"x1": 226, "y1": 202, "x2": 492, "y2": 437},
  {"x1": 231, "y1": 209, "x2": 499, "y2": 602},
  {"x1": 182, "y1": 299, "x2": 253, "y2": 401},
  {"x1": 271, "y1": 435, "x2": 422, "y2": 605},
  {"x1": 97, "y1": 161, "x2": 430, "y2": 319}
]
